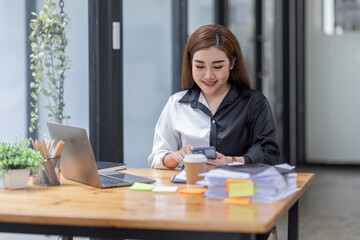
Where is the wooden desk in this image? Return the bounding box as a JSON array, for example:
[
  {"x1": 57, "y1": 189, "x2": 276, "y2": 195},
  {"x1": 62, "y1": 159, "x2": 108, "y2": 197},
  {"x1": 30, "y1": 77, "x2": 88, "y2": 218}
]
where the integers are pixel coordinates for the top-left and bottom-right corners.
[{"x1": 0, "y1": 169, "x2": 314, "y2": 240}]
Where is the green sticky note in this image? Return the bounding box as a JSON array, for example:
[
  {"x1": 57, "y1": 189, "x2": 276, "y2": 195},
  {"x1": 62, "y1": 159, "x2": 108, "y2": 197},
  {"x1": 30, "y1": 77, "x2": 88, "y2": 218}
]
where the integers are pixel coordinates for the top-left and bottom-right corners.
[
  {"x1": 229, "y1": 181, "x2": 257, "y2": 197},
  {"x1": 129, "y1": 182, "x2": 156, "y2": 191}
]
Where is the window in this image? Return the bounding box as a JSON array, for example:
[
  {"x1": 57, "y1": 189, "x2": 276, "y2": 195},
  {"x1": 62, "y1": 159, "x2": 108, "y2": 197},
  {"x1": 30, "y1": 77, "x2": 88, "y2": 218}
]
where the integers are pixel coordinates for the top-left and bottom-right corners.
[
  {"x1": 0, "y1": 1, "x2": 27, "y2": 141},
  {"x1": 36, "y1": 0, "x2": 89, "y2": 135},
  {"x1": 123, "y1": 0, "x2": 172, "y2": 167}
]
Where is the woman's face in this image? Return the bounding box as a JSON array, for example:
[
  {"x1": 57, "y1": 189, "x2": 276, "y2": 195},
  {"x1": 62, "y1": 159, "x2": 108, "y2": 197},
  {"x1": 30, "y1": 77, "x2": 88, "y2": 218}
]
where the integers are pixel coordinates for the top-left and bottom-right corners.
[{"x1": 192, "y1": 46, "x2": 234, "y2": 98}]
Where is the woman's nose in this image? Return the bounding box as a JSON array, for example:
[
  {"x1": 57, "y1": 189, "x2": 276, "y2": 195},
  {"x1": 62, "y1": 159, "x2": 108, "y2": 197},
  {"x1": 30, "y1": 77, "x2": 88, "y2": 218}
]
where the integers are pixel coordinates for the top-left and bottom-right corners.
[{"x1": 204, "y1": 69, "x2": 214, "y2": 80}]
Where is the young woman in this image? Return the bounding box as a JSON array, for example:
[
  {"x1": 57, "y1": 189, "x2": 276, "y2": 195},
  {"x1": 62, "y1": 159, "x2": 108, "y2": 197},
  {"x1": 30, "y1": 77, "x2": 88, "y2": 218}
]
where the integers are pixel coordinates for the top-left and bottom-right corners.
[{"x1": 148, "y1": 24, "x2": 280, "y2": 169}]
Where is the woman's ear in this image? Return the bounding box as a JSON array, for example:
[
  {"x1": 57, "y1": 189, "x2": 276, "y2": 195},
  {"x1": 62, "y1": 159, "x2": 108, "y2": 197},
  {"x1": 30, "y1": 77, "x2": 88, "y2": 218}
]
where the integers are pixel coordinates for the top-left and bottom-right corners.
[{"x1": 230, "y1": 57, "x2": 236, "y2": 70}]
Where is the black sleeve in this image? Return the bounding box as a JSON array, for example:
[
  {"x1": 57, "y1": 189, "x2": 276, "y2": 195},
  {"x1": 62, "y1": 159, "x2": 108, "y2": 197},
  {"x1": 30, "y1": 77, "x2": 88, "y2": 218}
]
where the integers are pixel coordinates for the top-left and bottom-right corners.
[{"x1": 243, "y1": 93, "x2": 280, "y2": 165}]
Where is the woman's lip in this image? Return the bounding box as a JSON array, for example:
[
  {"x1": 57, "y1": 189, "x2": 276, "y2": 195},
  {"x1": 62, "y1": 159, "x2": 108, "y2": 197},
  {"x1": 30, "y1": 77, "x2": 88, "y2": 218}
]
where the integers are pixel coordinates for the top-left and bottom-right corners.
[{"x1": 203, "y1": 81, "x2": 217, "y2": 87}]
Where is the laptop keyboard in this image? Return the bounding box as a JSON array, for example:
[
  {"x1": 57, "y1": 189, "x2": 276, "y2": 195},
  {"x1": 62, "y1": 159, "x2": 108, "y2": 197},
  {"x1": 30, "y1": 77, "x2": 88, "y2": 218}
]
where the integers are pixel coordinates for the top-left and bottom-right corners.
[{"x1": 99, "y1": 174, "x2": 129, "y2": 187}]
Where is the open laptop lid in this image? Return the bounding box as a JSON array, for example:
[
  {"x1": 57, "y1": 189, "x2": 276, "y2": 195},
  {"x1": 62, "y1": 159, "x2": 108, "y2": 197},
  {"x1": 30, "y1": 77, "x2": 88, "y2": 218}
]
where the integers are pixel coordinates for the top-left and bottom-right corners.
[{"x1": 47, "y1": 122, "x2": 103, "y2": 188}]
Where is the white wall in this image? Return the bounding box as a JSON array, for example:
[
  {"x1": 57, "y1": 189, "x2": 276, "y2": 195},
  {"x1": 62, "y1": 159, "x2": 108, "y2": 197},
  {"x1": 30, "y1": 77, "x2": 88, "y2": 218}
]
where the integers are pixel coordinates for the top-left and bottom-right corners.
[{"x1": 306, "y1": 0, "x2": 360, "y2": 163}]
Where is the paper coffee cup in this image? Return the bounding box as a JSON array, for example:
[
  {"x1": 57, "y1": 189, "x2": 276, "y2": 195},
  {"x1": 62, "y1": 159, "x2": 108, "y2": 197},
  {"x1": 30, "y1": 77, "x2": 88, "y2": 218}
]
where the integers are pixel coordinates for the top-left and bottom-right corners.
[{"x1": 183, "y1": 154, "x2": 207, "y2": 187}]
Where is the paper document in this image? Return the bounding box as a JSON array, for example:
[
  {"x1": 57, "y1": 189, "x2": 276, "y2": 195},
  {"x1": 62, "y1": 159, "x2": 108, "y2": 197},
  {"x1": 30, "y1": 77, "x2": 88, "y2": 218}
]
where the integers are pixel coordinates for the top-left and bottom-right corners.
[
  {"x1": 152, "y1": 186, "x2": 178, "y2": 193},
  {"x1": 228, "y1": 161, "x2": 244, "y2": 166},
  {"x1": 275, "y1": 163, "x2": 296, "y2": 170}
]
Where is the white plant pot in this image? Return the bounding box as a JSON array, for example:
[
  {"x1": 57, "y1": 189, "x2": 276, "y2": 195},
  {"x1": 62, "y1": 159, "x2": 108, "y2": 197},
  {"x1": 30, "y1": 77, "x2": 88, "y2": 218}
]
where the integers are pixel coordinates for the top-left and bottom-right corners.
[{"x1": 1, "y1": 169, "x2": 30, "y2": 189}]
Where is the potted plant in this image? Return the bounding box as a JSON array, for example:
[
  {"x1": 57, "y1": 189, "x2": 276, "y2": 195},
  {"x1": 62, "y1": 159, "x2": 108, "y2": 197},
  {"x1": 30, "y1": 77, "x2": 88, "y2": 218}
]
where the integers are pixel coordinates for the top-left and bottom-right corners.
[
  {"x1": 0, "y1": 139, "x2": 45, "y2": 189},
  {"x1": 29, "y1": 0, "x2": 70, "y2": 133}
]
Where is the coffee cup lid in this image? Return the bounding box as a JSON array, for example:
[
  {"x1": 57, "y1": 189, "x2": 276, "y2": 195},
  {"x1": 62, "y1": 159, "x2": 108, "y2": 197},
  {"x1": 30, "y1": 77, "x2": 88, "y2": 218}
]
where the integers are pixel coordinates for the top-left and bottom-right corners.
[{"x1": 183, "y1": 154, "x2": 207, "y2": 163}]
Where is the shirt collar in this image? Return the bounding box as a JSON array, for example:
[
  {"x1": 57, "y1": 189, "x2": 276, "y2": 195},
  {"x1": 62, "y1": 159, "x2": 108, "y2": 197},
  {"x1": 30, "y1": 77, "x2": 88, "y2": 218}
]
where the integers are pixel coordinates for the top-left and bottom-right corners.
[
  {"x1": 179, "y1": 83, "x2": 251, "y2": 108},
  {"x1": 178, "y1": 85, "x2": 200, "y2": 108}
]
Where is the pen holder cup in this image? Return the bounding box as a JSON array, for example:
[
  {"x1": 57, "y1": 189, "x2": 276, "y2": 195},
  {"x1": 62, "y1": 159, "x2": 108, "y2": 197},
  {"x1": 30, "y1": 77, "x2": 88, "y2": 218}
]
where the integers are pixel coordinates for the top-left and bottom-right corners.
[{"x1": 32, "y1": 156, "x2": 61, "y2": 186}]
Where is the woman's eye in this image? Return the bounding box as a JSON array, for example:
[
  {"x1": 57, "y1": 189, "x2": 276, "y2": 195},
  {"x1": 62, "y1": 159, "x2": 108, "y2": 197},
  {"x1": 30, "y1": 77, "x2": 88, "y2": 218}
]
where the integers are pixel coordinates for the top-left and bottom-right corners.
[
  {"x1": 195, "y1": 66, "x2": 204, "y2": 69},
  {"x1": 214, "y1": 66, "x2": 223, "y2": 69}
]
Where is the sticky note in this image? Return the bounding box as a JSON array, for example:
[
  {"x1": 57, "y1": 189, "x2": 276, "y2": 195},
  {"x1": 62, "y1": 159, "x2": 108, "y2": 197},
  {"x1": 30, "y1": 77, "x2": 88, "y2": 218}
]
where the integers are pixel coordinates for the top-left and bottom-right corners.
[
  {"x1": 226, "y1": 179, "x2": 252, "y2": 192},
  {"x1": 178, "y1": 188, "x2": 207, "y2": 195},
  {"x1": 128, "y1": 182, "x2": 156, "y2": 191},
  {"x1": 223, "y1": 197, "x2": 251, "y2": 205},
  {"x1": 227, "y1": 180, "x2": 257, "y2": 197},
  {"x1": 152, "y1": 186, "x2": 178, "y2": 193}
]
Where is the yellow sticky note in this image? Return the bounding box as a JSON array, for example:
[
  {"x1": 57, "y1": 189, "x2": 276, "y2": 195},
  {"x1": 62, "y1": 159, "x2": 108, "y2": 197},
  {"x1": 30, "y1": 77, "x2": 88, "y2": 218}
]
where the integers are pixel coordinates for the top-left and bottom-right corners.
[
  {"x1": 228, "y1": 181, "x2": 257, "y2": 197},
  {"x1": 128, "y1": 182, "x2": 156, "y2": 191},
  {"x1": 226, "y1": 179, "x2": 252, "y2": 192},
  {"x1": 178, "y1": 188, "x2": 207, "y2": 195}
]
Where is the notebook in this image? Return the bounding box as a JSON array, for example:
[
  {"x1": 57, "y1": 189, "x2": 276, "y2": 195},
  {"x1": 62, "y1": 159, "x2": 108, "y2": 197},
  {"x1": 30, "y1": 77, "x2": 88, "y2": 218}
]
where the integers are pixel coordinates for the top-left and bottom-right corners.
[{"x1": 47, "y1": 122, "x2": 155, "y2": 188}]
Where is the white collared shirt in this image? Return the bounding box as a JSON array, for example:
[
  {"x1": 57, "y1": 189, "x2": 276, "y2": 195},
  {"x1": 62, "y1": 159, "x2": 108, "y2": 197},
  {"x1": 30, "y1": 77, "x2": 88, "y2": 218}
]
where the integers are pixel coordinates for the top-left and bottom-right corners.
[{"x1": 148, "y1": 90, "x2": 211, "y2": 169}]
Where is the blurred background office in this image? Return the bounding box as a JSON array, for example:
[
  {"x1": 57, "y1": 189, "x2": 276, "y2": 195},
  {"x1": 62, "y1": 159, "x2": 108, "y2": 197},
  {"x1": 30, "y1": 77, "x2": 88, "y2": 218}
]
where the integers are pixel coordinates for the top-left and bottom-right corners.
[{"x1": 1, "y1": 0, "x2": 360, "y2": 239}]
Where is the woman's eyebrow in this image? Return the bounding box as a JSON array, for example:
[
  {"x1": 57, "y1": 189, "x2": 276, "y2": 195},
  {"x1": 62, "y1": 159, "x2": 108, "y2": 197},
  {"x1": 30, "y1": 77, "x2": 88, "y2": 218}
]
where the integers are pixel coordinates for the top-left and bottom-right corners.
[
  {"x1": 193, "y1": 59, "x2": 226, "y2": 64},
  {"x1": 212, "y1": 60, "x2": 225, "y2": 64}
]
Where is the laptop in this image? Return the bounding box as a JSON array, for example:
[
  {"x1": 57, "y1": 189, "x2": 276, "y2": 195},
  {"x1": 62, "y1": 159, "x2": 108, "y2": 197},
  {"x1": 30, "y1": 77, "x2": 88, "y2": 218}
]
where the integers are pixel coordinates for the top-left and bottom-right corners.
[{"x1": 47, "y1": 122, "x2": 155, "y2": 188}]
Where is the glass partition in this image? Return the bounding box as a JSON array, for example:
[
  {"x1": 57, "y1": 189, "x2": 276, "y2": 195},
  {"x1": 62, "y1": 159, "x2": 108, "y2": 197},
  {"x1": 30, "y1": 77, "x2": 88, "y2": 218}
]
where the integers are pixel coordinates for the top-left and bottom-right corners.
[
  {"x1": 306, "y1": 0, "x2": 360, "y2": 163},
  {"x1": 228, "y1": 0, "x2": 256, "y2": 87},
  {"x1": 0, "y1": 1, "x2": 27, "y2": 141},
  {"x1": 123, "y1": 0, "x2": 172, "y2": 167},
  {"x1": 229, "y1": 0, "x2": 283, "y2": 161},
  {"x1": 35, "y1": 0, "x2": 89, "y2": 136},
  {"x1": 188, "y1": 0, "x2": 215, "y2": 35}
]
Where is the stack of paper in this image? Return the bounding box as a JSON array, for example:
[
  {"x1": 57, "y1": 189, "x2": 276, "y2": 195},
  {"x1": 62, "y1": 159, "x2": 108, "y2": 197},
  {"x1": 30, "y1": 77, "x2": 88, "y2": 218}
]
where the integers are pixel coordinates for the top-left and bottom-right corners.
[
  {"x1": 197, "y1": 169, "x2": 250, "y2": 200},
  {"x1": 249, "y1": 166, "x2": 298, "y2": 203},
  {"x1": 198, "y1": 163, "x2": 299, "y2": 203}
]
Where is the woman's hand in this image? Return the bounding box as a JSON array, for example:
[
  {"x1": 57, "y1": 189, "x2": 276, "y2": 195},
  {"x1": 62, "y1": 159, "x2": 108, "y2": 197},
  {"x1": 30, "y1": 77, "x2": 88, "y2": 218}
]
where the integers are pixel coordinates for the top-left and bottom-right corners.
[
  {"x1": 163, "y1": 144, "x2": 194, "y2": 168},
  {"x1": 206, "y1": 152, "x2": 245, "y2": 167}
]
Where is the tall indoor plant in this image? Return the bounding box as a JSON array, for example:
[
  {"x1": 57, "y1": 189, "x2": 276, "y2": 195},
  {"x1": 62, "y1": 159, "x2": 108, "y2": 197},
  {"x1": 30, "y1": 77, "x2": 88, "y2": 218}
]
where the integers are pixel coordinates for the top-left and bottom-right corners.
[{"x1": 29, "y1": 0, "x2": 70, "y2": 133}]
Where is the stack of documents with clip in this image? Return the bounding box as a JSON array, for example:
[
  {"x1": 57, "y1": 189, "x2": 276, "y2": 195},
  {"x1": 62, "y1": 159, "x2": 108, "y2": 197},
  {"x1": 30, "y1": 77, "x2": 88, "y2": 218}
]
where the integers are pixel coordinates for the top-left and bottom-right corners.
[{"x1": 198, "y1": 163, "x2": 299, "y2": 203}]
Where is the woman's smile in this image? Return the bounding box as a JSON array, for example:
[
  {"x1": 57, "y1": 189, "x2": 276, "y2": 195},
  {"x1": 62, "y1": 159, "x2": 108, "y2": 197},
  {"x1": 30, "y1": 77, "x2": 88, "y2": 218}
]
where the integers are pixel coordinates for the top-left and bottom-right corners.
[{"x1": 202, "y1": 80, "x2": 217, "y2": 87}]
